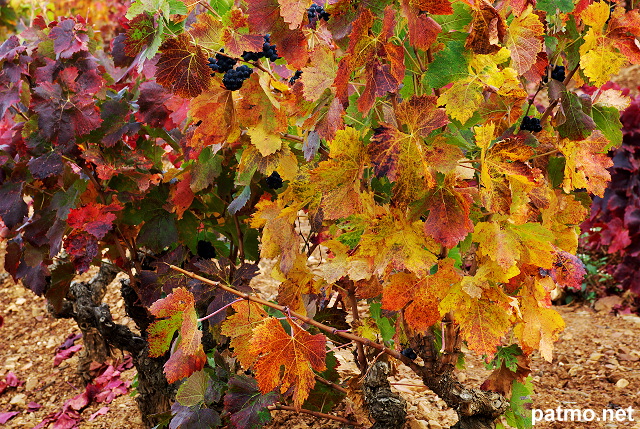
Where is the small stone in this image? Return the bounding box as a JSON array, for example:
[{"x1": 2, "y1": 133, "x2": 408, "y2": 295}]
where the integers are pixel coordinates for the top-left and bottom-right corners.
[
  {"x1": 617, "y1": 353, "x2": 639, "y2": 362},
  {"x1": 616, "y1": 378, "x2": 629, "y2": 388},
  {"x1": 15, "y1": 297, "x2": 26, "y2": 305},
  {"x1": 25, "y1": 378, "x2": 38, "y2": 390},
  {"x1": 588, "y1": 352, "x2": 603, "y2": 362},
  {"x1": 10, "y1": 393, "x2": 27, "y2": 407},
  {"x1": 429, "y1": 421, "x2": 443, "y2": 429}
]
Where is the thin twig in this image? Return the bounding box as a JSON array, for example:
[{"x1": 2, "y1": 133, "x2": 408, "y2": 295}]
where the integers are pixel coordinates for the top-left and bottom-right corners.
[
  {"x1": 166, "y1": 265, "x2": 422, "y2": 371},
  {"x1": 268, "y1": 405, "x2": 362, "y2": 427},
  {"x1": 314, "y1": 375, "x2": 347, "y2": 394}
]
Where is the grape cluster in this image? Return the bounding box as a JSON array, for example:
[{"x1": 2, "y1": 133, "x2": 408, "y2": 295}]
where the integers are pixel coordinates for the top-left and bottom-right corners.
[
  {"x1": 520, "y1": 116, "x2": 542, "y2": 132},
  {"x1": 240, "y1": 34, "x2": 279, "y2": 63},
  {"x1": 262, "y1": 34, "x2": 279, "y2": 62},
  {"x1": 289, "y1": 70, "x2": 303, "y2": 85},
  {"x1": 307, "y1": 3, "x2": 330, "y2": 26},
  {"x1": 207, "y1": 49, "x2": 237, "y2": 74},
  {"x1": 222, "y1": 65, "x2": 253, "y2": 91},
  {"x1": 265, "y1": 171, "x2": 283, "y2": 189},
  {"x1": 196, "y1": 240, "x2": 216, "y2": 259},
  {"x1": 543, "y1": 64, "x2": 566, "y2": 83},
  {"x1": 401, "y1": 348, "x2": 418, "y2": 360}
]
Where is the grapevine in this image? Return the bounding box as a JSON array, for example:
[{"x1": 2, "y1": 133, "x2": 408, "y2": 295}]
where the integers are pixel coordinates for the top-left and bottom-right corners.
[{"x1": 0, "y1": 1, "x2": 637, "y2": 429}]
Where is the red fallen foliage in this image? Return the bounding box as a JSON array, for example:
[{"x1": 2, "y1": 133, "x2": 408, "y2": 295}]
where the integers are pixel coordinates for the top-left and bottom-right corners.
[{"x1": 34, "y1": 356, "x2": 134, "y2": 429}]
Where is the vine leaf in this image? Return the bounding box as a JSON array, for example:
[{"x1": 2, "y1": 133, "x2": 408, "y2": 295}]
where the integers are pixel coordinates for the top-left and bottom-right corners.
[
  {"x1": 481, "y1": 354, "x2": 530, "y2": 397},
  {"x1": 156, "y1": 33, "x2": 211, "y2": 98},
  {"x1": 0, "y1": 181, "x2": 27, "y2": 230},
  {"x1": 189, "y1": 86, "x2": 239, "y2": 151},
  {"x1": 67, "y1": 202, "x2": 123, "y2": 240},
  {"x1": 353, "y1": 208, "x2": 439, "y2": 277},
  {"x1": 440, "y1": 283, "x2": 513, "y2": 356},
  {"x1": 382, "y1": 259, "x2": 461, "y2": 331},
  {"x1": 223, "y1": 375, "x2": 279, "y2": 429},
  {"x1": 249, "y1": 317, "x2": 326, "y2": 410},
  {"x1": 220, "y1": 301, "x2": 269, "y2": 369},
  {"x1": 49, "y1": 18, "x2": 89, "y2": 59},
  {"x1": 250, "y1": 198, "x2": 300, "y2": 274},
  {"x1": 368, "y1": 95, "x2": 449, "y2": 182},
  {"x1": 334, "y1": 8, "x2": 405, "y2": 113},
  {"x1": 414, "y1": 175, "x2": 475, "y2": 249},
  {"x1": 148, "y1": 287, "x2": 206, "y2": 383},
  {"x1": 551, "y1": 250, "x2": 586, "y2": 290},
  {"x1": 579, "y1": 2, "x2": 640, "y2": 87},
  {"x1": 246, "y1": 0, "x2": 308, "y2": 68},
  {"x1": 176, "y1": 370, "x2": 209, "y2": 407},
  {"x1": 273, "y1": 254, "x2": 320, "y2": 316},
  {"x1": 505, "y1": 6, "x2": 544, "y2": 74},
  {"x1": 123, "y1": 12, "x2": 157, "y2": 57},
  {"x1": 278, "y1": 0, "x2": 307, "y2": 29},
  {"x1": 310, "y1": 127, "x2": 368, "y2": 220},
  {"x1": 399, "y1": 0, "x2": 442, "y2": 51},
  {"x1": 555, "y1": 91, "x2": 596, "y2": 141},
  {"x1": 558, "y1": 130, "x2": 612, "y2": 196},
  {"x1": 465, "y1": 2, "x2": 505, "y2": 55},
  {"x1": 515, "y1": 294, "x2": 565, "y2": 361}
]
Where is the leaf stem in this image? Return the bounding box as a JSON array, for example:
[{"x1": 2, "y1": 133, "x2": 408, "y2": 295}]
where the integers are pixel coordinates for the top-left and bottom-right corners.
[
  {"x1": 314, "y1": 374, "x2": 347, "y2": 394},
  {"x1": 268, "y1": 405, "x2": 362, "y2": 427},
  {"x1": 233, "y1": 214, "x2": 245, "y2": 263},
  {"x1": 530, "y1": 149, "x2": 560, "y2": 159},
  {"x1": 197, "y1": 298, "x2": 244, "y2": 323}
]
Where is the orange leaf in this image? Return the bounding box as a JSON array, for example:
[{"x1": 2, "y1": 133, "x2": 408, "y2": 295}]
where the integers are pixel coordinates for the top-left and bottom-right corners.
[
  {"x1": 189, "y1": 85, "x2": 239, "y2": 151},
  {"x1": 310, "y1": 127, "x2": 368, "y2": 220},
  {"x1": 220, "y1": 301, "x2": 269, "y2": 369},
  {"x1": 156, "y1": 33, "x2": 211, "y2": 98},
  {"x1": 465, "y1": 2, "x2": 506, "y2": 55},
  {"x1": 250, "y1": 317, "x2": 326, "y2": 410},
  {"x1": 505, "y1": 6, "x2": 544, "y2": 74},
  {"x1": 382, "y1": 259, "x2": 461, "y2": 331},
  {"x1": 148, "y1": 288, "x2": 206, "y2": 383},
  {"x1": 400, "y1": 0, "x2": 442, "y2": 51},
  {"x1": 440, "y1": 284, "x2": 513, "y2": 356},
  {"x1": 558, "y1": 130, "x2": 612, "y2": 196}
]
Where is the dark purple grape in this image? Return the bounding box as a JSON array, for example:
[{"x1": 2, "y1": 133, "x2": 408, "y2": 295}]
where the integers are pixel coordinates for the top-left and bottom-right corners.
[
  {"x1": 401, "y1": 348, "x2": 418, "y2": 360},
  {"x1": 289, "y1": 70, "x2": 303, "y2": 85},
  {"x1": 265, "y1": 171, "x2": 283, "y2": 189}
]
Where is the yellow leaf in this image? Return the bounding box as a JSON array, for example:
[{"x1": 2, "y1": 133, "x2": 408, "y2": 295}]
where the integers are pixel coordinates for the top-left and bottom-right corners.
[
  {"x1": 505, "y1": 6, "x2": 544, "y2": 74},
  {"x1": 581, "y1": 1, "x2": 610, "y2": 28},
  {"x1": 438, "y1": 78, "x2": 484, "y2": 124}
]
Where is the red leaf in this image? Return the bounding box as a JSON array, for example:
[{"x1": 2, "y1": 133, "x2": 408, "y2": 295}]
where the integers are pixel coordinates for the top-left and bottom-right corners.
[
  {"x1": 48, "y1": 18, "x2": 89, "y2": 58},
  {"x1": 0, "y1": 412, "x2": 19, "y2": 424},
  {"x1": 64, "y1": 231, "x2": 99, "y2": 273},
  {"x1": 156, "y1": 33, "x2": 211, "y2": 98},
  {"x1": 66, "y1": 202, "x2": 122, "y2": 239},
  {"x1": 551, "y1": 251, "x2": 586, "y2": 290},
  {"x1": 172, "y1": 172, "x2": 195, "y2": 220}
]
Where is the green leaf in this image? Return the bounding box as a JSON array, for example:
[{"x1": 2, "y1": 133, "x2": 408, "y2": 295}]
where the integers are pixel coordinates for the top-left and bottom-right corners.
[
  {"x1": 191, "y1": 147, "x2": 222, "y2": 193},
  {"x1": 176, "y1": 370, "x2": 210, "y2": 407},
  {"x1": 547, "y1": 157, "x2": 565, "y2": 189},
  {"x1": 505, "y1": 377, "x2": 533, "y2": 429},
  {"x1": 592, "y1": 104, "x2": 623, "y2": 150},
  {"x1": 138, "y1": 211, "x2": 179, "y2": 252},
  {"x1": 369, "y1": 302, "x2": 395, "y2": 344},
  {"x1": 432, "y1": 3, "x2": 472, "y2": 32},
  {"x1": 556, "y1": 91, "x2": 596, "y2": 141},
  {"x1": 537, "y1": 0, "x2": 573, "y2": 14},
  {"x1": 424, "y1": 40, "x2": 468, "y2": 89},
  {"x1": 168, "y1": 0, "x2": 188, "y2": 14}
]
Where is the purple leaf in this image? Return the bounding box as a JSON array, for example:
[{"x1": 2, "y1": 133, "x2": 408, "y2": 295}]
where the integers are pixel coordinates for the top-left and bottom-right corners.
[
  {"x1": 169, "y1": 404, "x2": 221, "y2": 429},
  {"x1": 224, "y1": 375, "x2": 278, "y2": 429},
  {"x1": 88, "y1": 406, "x2": 109, "y2": 421},
  {"x1": 28, "y1": 402, "x2": 42, "y2": 412},
  {"x1": 54, "y1": 344, "x2": 82, "y2": 366},
  {"x1": 0, "y1": 181, "x2": 27, "y2": 229},
  {"x1": 58, "y1": 333, "x2": 83, "y2": 351},
  {"x1": 0, "y1": 411, "x2": 19, "y2": 424}
]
